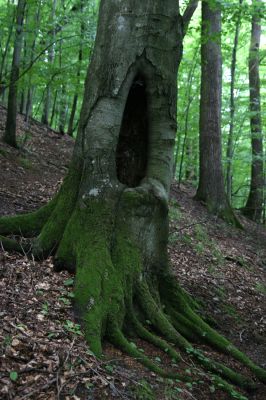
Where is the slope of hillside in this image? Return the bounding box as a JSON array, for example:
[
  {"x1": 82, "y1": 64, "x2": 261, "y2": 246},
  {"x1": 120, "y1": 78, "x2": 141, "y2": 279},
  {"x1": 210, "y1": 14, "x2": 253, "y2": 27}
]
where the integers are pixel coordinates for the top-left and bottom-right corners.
[{"x1": 0, "y1": 106, "x2": 265, "y2": 400}]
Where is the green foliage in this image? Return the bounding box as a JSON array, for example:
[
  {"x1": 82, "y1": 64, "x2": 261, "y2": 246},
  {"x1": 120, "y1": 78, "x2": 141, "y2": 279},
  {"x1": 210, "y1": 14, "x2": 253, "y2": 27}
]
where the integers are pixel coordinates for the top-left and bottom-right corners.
[
  {"x1": 63, "y1": 319, "x2": 82, "y2": 336},
  {"x1": 9, "y1": 371, "x2": 18, "y2": 382},
  {"x1": 130, "y1": 379, "x2": 155, "y2": 400}
]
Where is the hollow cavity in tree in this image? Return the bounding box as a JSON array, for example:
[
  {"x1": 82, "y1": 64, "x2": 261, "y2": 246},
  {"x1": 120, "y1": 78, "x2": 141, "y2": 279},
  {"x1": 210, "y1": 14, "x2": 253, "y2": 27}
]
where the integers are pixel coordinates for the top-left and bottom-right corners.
[{"x1": 116, "y1": 74, "x2": 149, "y2": 187}]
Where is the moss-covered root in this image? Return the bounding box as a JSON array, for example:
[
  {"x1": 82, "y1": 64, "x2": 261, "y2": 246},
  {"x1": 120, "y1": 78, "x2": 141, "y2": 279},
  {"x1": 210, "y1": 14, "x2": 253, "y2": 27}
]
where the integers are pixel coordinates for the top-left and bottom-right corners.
[
  {"x1": 0, "y1": 235, "x2": 31, "y2": 254},
  {"x1": 211, "y1": 375, "x2": 249, "y2": 400},
  {"x1": 32, "y1": 166, "x2": 82, "y2": 259},
  {"x1": 127, "y1": 305, "x2": 181, "y2": 362},
  {"x1": 108, "y1": 322, "x2": 184, "y2": 380},
  {"x1": 0, "y1": 196, "x2": 57, "y2": 237},
  {"x1": 161, "y1": 274, "x2": 266, "y2": 383},
  {"x1": 136, "y1": 281, "x2": 190, "y2": 349},
  {"x1": 136, "y1": 282, "x2": 254, "y2": 389}
]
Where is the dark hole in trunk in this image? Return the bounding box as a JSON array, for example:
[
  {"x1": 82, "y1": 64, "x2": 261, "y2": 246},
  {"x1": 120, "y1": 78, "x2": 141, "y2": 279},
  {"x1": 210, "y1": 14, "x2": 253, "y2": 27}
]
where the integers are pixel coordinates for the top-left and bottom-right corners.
[{"x1": 116, "y1": 75, "x2": 149, "y2": 187}]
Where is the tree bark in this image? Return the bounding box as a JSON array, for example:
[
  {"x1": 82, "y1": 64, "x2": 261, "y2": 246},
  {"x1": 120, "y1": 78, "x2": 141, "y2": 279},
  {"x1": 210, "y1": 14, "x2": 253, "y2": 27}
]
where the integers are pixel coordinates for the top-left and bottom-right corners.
[
  {"x1": 41, "y1": 0, "x2": 57, "y2": 126},
  {"x1": 226, "y1": 0, "x2": 243, "y2": 202},
  {"x1": 242, "y1": 0, "x2": 264, "y2": 223},
  {"x1": 195, "y1": 0, "x2": 239, "y2": 225},
  {"x1": 3, "y1": 0, "x2": 26, "y2": 147},
  {"x1": 0, "y1": 0, "x2": 265, "y2": 392}
]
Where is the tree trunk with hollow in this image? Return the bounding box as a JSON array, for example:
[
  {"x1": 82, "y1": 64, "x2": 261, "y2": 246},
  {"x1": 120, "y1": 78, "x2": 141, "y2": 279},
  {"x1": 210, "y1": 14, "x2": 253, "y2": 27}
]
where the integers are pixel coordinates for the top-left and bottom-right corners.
[{"x1": 0, "y1": 0, "x2": 265, "y2": 395}]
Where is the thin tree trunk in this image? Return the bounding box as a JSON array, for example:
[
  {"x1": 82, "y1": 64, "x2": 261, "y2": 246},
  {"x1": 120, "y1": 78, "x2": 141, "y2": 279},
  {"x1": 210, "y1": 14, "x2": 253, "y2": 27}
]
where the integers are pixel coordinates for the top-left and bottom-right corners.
[
  {"x1": 49, "y1": 89, "x2": 58, "y2": 128},
  {"x1": 58, "y1": 84, "x2": 67, "y2": 134},
  {"x1": 67, "y1": 4, "x2": 85, "y2": 137},
  {"x1": 0, "y1": 5, "x2": 15, "y2": 99},
  {"x1": 41, "y1": 0, "x2": 56, "y2": 125},
  {"x1": 25, "y1": 0, "x2": 41, "y2": 123},
  {"x1": 3, "y1": 0, "x2": 26, "y2": 148},
  {"x1": 242, "y1": 0, "x2": 264, "y2": 223},
  {"x1": 226, "y1": 0, "x2": 243, "y2": 202}
]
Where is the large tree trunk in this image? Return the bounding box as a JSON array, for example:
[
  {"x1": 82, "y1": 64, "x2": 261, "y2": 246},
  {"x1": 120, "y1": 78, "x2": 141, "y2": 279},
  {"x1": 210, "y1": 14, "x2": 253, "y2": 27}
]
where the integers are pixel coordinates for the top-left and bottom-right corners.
[
  {"x1": 3, "y1": 0, "x2": 26, "y2": 148},
  {"x1": 242, "y1": 0, "x2": 264, "y2": 223},
  {"x1": 0, "y1": 0, "x2": 265, "y2": 393},
  {"x1": 195, "y1": 0, "x2": 239, "y2": 225},
  {"x1": 226, "y1": 0, "x2": 243, "y2": 202}
]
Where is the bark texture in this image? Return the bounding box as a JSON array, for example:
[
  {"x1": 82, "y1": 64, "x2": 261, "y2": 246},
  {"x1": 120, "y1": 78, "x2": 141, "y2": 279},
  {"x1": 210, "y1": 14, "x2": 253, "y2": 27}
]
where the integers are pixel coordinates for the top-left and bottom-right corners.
[
  {"x1": 0, "y1": 0, "x2": 265, "y2": 395},
  {"x1": 226, "y1": 0, "x2": 243, "y2": 202},
  {"x1": 243, "y1": 0, "x2": 264, "y2": 223},
  {"x1": 3, "y1": 0, "x2": 26, "y2": 147},
  {"x1": 195, "y1": 0, "x2": 239, "y2": 225}
]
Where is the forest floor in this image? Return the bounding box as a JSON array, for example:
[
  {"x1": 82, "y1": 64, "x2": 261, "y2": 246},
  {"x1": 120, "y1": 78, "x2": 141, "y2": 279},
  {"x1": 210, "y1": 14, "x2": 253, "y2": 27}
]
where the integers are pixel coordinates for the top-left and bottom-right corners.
[{"x1": 0, "y1": 104, "x2": 265, "y2": 400}]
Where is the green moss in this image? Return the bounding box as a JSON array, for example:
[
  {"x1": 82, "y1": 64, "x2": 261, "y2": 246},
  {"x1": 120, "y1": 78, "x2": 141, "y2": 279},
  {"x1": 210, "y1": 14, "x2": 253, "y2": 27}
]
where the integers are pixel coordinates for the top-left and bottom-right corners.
[
  {"x1": 18, "y1": 156, "x2": 33, "y2": 170},
  {"x1": 0, "y1": 235, "x2": 30, "y2": 253},
  {"x1": 0, "y1": 196, "x2": 57, "y2": 237},
  {"x1": 130, "y1": 379, "x2": 155, "y2": 400},
  {"x1": 33, "y1": 165, "x2": 81, "y2": 258}
]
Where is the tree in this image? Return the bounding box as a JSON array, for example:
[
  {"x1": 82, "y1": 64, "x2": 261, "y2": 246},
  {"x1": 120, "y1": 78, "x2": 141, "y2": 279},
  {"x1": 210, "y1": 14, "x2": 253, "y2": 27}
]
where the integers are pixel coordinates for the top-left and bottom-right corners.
[
  {"x1": 242, "y1": 0, "x2": 264, "y2": 223},
  {"x1": 0, "y1": 0, "x2": 265, "y2": 394},
  {"x1": 225, "y1": 0, "x2": 243, "y2": 203},
  {"x1": 3, "y1": 0, "x2": 26, "y2": 148},
  {"x1": 41, "y1": 0, "x2": 57, "y2": 126},
  {"x1": 195, "y1": 0, "x2": 239, "y2": 225}
]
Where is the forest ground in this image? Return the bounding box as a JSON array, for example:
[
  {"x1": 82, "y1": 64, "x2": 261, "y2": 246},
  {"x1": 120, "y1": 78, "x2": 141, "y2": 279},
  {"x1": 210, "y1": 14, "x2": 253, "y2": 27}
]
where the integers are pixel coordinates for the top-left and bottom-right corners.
[{"x1": 0, "y1": 104, "x2": 265, "y2": 400}]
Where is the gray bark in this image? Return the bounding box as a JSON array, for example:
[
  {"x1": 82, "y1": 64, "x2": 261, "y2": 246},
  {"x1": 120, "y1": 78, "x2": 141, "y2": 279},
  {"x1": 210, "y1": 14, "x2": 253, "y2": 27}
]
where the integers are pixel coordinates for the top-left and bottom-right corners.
[
  {"x1": 3, "y1": 0, "x2": 26, "y2": 148},
  {"x1": 74, "y1": 0, "x2": 183, "y2": 197},
  {"x1": 195, "y1": 0, "x2": 235, "y2": 222},
  {"x1": 243, "y1": 0, "x2": 264, "y2": 223},
  {"x1": 41, "y1": 0, "x2": 57, "y2": 125},
  {"x1": 226, "y1": 0, "x2": 243, "y2": 202}
]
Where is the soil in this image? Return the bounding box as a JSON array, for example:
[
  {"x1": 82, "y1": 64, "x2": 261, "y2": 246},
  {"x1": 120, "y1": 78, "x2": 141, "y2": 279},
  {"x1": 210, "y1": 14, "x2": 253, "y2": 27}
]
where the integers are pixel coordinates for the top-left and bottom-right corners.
[{"x1": 0, "y1": 105, "x2": 265, "y2": 400}]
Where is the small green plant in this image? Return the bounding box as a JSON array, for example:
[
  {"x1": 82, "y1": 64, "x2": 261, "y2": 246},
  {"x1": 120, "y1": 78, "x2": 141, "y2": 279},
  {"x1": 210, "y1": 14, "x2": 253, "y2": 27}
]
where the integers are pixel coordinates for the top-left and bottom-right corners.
[
  {"x1": 41, "y1": 301, "x2": 49, "y2": 315},
  {"x1": 9, "y1": 371, "x2": 18, "y2": 382},
  {"x1": 63, "y1": 320, "x2": 82, "y2": 336},
  {"x1": 255, "y1": 283, "x2": 266, "y2": 295},
  {"x1": 63, "y1": 278, "x2": 74, "y2": 287},
  {"x1": 18, "y1": 156, "x2": 33, "y2": 170},
  {"x1": 59, "y1": 296, "x2": 71, "y2": 305},
  {"x1": 169, "y1": 201, "x2": 182, "y2": 222},
  {"x1": 130, "y1": 379, "x2": 155, "y2": 400},
  {"x1": 0, "y1": 148, "x2": 7, "y2": 157},
  {"x1": 2, "y1": 335, "x2": 12, "y2": 348}
]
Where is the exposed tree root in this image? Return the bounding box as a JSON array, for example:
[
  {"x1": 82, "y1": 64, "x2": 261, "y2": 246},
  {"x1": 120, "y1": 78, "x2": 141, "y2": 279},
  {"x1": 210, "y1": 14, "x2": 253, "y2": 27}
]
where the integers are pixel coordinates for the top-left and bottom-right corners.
[
  {"x1": 0, "y1": 234, "x2": 30, "y2": 253},
  {"x1": 0, "y1": 185, "x2": 265, "y2": 400}
]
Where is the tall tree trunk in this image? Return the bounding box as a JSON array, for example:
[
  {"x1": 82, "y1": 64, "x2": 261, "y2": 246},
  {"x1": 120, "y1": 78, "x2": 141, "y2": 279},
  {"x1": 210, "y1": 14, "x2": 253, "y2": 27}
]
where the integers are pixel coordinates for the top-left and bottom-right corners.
[
  {"x1": 67, "y1": 2, "x2": 85, "y2": 137},
  {"x1": 25, "y1": 0, "x2": 41, "y2": 123},
  {"x1": 195, "y1": 0, "x2": 239, "y2": 225},
  {"x1": 41, "y1": 0, "x2": 56, "y2": 125},
  {"x1": 226, "y1": 0, "x2": 243, "y2": 202},
  {"x1": 0, "y1": 5, "x2": 16, "y2": 99},
  {"x1": 58, "y1": 84, "x2": 67, "y2": 134},
  {"x1": 1, "y1": 0, "x2": 265, "y2": 392},
  {"x1": 242, "y1": 0, "x2": 264, "y2": 223},
  {"x1": 3, "y1": 0, "x2": 26, "y2": 147}
]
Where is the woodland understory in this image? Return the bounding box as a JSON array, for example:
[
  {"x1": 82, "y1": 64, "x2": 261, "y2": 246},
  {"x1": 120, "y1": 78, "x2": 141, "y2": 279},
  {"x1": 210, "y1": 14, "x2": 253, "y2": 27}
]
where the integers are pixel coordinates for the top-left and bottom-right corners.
[{"x1": 0, "y1": 108, "x2": 265, "y2": 400}]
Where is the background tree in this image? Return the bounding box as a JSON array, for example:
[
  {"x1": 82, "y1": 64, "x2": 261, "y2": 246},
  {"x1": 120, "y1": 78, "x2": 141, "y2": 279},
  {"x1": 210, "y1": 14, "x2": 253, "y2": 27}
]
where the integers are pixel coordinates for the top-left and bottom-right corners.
[
  {"x1": 0, "y1": 0, "x2": 265, "y2": 395},
  {"x1": 195, "y1": 0, "x2": 239, "y2": 225},
  {"x1": 242, "y1": 0, "x2": 264, "y2": 223},
  {"x1": 3, "y1": 0, "x2": 26, "y2": 148},
  {"x1": 225, "y1": 0, "x2": 243, "y2": 202}
]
